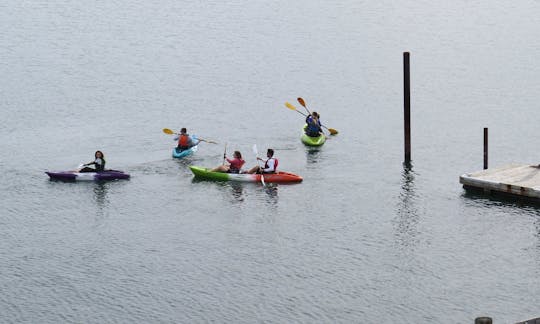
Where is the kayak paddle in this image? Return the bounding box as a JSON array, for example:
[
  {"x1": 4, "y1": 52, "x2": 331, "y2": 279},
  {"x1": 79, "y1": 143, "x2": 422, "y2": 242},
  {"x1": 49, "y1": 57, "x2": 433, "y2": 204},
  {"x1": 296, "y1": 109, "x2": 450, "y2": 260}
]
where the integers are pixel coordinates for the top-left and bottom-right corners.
[
  {"x1": 162, "y1": 128, "x2": 218, "y2": 144},
  {"x1": 252, "y1": 144, "x2": 265, "y2": 186},
  {"x1": 284, "y1": 103, "x2": 338, "y2": 135},
  {"x1": 297, "y1": 98, "x2": 338, "y2": 135},
  {"x1": 297, "y1": 97, "x2": 311, "y2": 115},
  {"x1": 222, "y1": 142, "x2": 227, "y2": 165}
]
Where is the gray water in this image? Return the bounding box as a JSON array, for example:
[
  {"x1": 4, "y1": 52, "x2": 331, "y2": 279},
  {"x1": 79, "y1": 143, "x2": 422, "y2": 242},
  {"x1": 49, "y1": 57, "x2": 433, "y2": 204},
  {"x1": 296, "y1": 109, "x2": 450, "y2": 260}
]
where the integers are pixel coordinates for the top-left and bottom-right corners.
[{"x1": 2, "y1": 1, "x2": 540, "y2": 323}]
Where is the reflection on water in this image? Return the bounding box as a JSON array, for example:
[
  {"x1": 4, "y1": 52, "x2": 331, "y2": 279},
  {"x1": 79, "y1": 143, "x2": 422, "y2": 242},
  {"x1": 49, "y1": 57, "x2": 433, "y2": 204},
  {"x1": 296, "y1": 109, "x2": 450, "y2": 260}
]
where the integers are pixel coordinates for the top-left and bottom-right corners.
[
  {"x1": 191, "y1": 178, "x2": 280, "y2": 205},
  {"x1": 532, "y1": 215, "x2": 540, "y2": 264},
  {"x1": 229, "y1": 181, "x2": 244, "y2": 202},
  {"x1": 264, "y1": 183, "x2": 278, "y2": 206},
  {"x1": 461, "y1": 188, "x2": 536, "y2": 208},
  {"x1": 394, "y1": 163, "x2": 420, "y2": 250},
  {"x1": 92, "y1": 182, "x2": 110, "y2": 225},
  {"x1": 191, "y1": 178, "x2": 246, "y2": 203},
  {"x1": 306, "y1": 147, "x2": 322, "y2": 164},
  {"x1": 93, "y1": 182, "x2": 109, "y2": 207}
]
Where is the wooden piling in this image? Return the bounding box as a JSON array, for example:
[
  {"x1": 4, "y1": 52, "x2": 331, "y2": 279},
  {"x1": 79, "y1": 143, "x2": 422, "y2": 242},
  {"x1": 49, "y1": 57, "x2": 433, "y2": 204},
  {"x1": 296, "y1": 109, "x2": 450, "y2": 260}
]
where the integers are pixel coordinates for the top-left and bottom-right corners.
[
  {"x1": 475, "y1": 317, "x2": 492, "y2": 324},
  {"x1": 483, "y1": 128, "x2": 488, "y2": 170},
  {"x1": 403, "y1": 52, "x2": 411, "y2": 164}
]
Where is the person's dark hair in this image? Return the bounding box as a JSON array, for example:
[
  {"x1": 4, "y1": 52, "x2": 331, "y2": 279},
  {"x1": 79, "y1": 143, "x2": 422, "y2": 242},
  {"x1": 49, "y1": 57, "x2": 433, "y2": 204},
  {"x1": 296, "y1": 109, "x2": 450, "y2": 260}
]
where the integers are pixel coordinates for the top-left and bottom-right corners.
[
  {"x1": 95, "y1": 150, "x2": 104, "y2": 159},
  {"x1": 234, "y1": 151, "x2": 242, "y2": 159},
  {"x1": 267, "y1": 149, "x2": 274, "y2": 157},
  {"x1": 181, "y1": 128, "x2": 187, "y2": 133}
]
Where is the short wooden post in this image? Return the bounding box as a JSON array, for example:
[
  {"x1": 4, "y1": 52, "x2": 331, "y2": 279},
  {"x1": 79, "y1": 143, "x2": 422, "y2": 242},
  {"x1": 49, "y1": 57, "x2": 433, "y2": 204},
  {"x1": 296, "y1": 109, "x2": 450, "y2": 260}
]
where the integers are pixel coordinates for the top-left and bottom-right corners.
[
  {"x1": 475, "y1": 316, "x2": 492, "y2": 324},
  {"x1": 403, "y1": 52, "x2": 411, "y2": 164},
  {"x1": 483, "y1": 128, "x2": 488, "y2": 170}
]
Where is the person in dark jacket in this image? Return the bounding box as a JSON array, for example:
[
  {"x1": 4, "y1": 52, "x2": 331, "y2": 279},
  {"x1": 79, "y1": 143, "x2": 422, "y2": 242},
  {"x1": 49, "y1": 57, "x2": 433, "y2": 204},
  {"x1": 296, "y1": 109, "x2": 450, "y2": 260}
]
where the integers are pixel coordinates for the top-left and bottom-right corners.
[
  {"x1": 305, "y1": 112, "x2": 323, "y2": 137},
  {"x1": 79, "y1": 150, "x2": 106, "y2": 172}
]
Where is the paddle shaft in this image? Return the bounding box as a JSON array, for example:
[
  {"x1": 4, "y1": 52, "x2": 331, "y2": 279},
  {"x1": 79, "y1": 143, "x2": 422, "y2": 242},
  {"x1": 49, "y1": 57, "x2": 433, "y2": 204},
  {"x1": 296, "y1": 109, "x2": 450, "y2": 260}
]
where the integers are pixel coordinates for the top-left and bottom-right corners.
[
  {"x1": 299, "y1": 98, "x2": 325, "y2": 134},
  {"x1": 292, "y1": 101, "x2": 338, "y2": 135},
  {"x1": 163, "y1": 129, "x2": 217, "y2": 144},
  {"x1": 290, "y1": 107, "x2": 334, "y2": 134},
  {"x1": 284, "y1": 103, "x2": 337, "y2": 135},
  {"x1": 257, "y1": 159, "x2": 266, "y2": 186},
  {"x1": 252, "y1": 145, "x2": 265, "y2": 186},
  {"x1": 223, "y1": 143, "x2": 227, "y2": 165}
]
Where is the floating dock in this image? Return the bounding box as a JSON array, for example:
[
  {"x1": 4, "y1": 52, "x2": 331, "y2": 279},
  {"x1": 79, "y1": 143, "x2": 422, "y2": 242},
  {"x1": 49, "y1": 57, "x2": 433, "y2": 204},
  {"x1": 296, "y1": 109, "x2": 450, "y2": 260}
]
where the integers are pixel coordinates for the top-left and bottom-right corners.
[
  {"x1": 515, "y1": 317, "x2": 540, "y2": 324},
  {"x1": 460, "y1": 164, "x2": 540, "y2": 202}
]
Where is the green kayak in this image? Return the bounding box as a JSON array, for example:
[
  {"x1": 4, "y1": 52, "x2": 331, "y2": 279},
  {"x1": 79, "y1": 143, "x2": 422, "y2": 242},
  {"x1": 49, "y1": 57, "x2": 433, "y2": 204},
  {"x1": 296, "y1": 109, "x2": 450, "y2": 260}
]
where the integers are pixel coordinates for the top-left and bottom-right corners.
[{"x1": 301, "y1": 125, "x2": 326, "y2": 146}]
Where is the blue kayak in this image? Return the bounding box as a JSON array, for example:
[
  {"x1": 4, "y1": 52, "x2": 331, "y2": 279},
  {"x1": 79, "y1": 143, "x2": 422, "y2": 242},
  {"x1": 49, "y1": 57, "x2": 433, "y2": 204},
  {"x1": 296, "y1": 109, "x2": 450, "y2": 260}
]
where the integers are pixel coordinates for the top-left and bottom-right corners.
[
  {"x1": 172, "y1": 145, "x2": 198, "y2": 158},
  {"x1": 172, "y1": 135, "x2": 199, "y2": 158}
]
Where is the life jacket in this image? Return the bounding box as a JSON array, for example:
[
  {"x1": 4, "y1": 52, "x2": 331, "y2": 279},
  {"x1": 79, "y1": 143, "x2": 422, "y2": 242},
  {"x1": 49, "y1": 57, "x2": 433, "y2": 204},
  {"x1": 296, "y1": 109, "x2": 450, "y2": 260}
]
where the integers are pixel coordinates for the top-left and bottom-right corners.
[
  {"x1": 305, "y1": 116, "x2": 321, "y2": 136},
  {"x1": 229, "y1": 158, "x2": 245, "y2": 171},
  {"x1": 178, "y1": 134, "x2": 190, "y2": 148},
  {"x1": 265, "y1": 158, "x2": 278, "y2": 172},
  {"x1": 95, "y1": 158, "x2": 105, "y2": 171}
]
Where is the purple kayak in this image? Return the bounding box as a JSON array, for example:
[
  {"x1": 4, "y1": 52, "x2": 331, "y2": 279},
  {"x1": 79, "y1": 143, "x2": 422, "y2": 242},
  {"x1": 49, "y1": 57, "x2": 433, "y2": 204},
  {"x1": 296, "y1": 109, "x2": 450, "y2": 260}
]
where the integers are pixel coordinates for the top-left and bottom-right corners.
[{"x1": 45, "y1": 170, "x2": 130, "y2": 181}]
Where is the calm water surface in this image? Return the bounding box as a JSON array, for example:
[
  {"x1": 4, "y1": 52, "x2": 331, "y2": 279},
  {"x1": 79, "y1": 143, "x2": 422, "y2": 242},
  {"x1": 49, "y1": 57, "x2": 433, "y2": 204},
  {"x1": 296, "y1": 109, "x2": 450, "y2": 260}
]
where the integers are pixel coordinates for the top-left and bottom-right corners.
[{"x1": 2, "y1": 1, "x2": 540, "y2": 323}]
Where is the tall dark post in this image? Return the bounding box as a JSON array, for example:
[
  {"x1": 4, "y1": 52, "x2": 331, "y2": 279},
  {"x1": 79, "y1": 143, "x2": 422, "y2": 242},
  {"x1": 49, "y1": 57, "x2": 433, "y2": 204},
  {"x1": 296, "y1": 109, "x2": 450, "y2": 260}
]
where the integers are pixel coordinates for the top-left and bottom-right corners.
[
  {"x1": 483, "y1": 128, "x2": 488, "y2": 170},
  {"x1": 475, "y1": 317, "x2": 492, "y2": 324},
  {"x1": 403, "y1": 52, "x2": 411, "y2": 164}
]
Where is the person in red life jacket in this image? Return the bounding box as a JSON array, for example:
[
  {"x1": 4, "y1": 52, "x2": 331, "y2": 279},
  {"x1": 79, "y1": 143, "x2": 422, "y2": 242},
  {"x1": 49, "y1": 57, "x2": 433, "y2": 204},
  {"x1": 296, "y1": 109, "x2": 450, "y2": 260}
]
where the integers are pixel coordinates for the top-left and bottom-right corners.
[
  {"x1": 245, "y1": 148, "x2": 278, "y2": 174},
  {"x1": 211, "y1": 150, "x2": 245, "y2": 173},
  {"x1": 174, "y1": 128, "x2": 199, "y2": 151}
]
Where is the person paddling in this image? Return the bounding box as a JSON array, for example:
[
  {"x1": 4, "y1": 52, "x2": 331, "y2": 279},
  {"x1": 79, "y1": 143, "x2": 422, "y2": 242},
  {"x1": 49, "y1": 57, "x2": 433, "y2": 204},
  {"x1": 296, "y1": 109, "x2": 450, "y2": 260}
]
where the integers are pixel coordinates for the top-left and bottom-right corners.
[
  {"x1": 79, "y1": 151, "x2": 106, "y2": 173},
  {"x1": 305, "y1": 111, "x2": 323, "y2": 137},
  {"x1": 245, "y1": 148, "x2": 278, "y2": 174},
  {"x1": 174, "y1": 127, "x2": 199, "y2": 151},
  {"x1": 211, "y1": 151, "x2": 245, "y2": 173}
]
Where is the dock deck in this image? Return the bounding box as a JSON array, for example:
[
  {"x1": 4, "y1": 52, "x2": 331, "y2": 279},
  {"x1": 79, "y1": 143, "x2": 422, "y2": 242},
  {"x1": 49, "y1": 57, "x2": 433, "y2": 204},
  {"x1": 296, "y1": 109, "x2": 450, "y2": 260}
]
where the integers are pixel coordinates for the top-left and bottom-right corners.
[{"x1": 460, "y1": 164, "x2": 540, "y2": 202}]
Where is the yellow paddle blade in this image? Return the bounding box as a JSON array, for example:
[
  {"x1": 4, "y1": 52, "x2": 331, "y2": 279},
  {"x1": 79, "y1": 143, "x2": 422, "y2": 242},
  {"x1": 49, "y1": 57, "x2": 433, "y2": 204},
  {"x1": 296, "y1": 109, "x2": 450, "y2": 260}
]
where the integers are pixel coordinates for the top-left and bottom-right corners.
[
  {"x1": 328, "y1": 128, "x2": 338, "y2": 135},
  {"x1": 297, "y1": 97, "x2": 306, "y2": 108},
  {"x1": 285, "y1": 102, "x2": 297, "y2": 110},
  {"x1": 162, "y1": 128, "x2": 174, "y2": 134}
]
